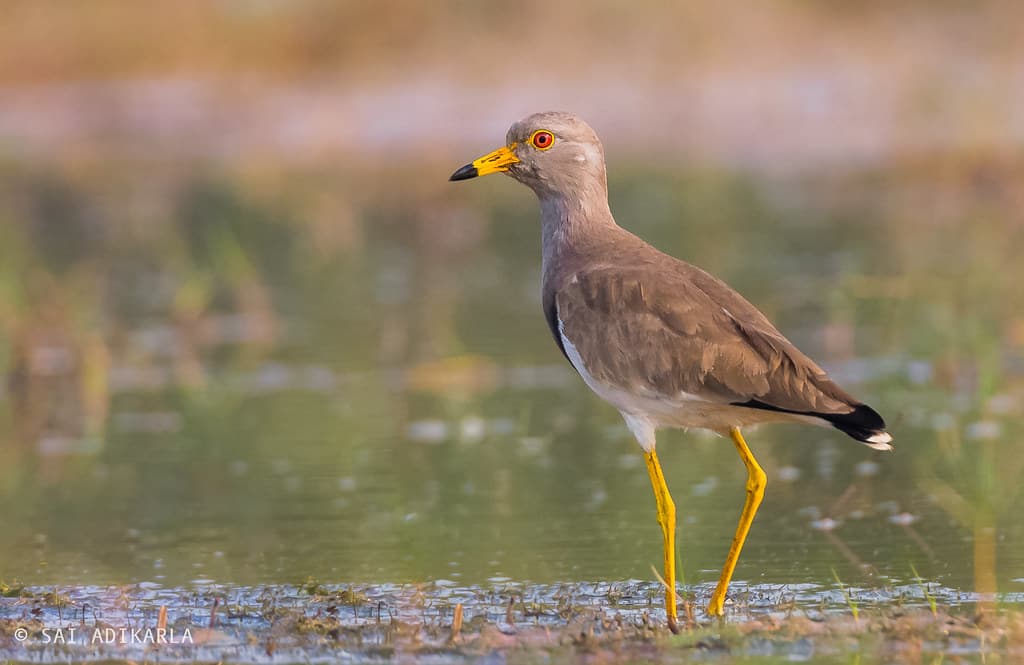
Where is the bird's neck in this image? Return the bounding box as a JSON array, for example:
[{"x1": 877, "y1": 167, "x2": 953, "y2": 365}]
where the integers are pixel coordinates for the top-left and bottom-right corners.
[{"x1": 539, "y1": 190, "x2": 617, "y2": 276}]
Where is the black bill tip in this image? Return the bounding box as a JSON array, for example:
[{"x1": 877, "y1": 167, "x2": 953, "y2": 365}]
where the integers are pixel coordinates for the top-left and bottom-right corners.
[{"x1": 449, "y1": 164, "x2": 478, "y2": 181}]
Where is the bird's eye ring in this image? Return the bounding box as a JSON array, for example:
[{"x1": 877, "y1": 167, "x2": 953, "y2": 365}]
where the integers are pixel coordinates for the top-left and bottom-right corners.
[{"x1": 531, "y1": 130, "x2": 555, "y2": 150}]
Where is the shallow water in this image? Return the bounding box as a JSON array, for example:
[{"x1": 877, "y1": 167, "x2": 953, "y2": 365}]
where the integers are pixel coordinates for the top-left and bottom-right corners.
[
  {"x1": 1, "y1": 579, "x2": 1017, "y2": 663},
  {"x1": 0, "y1": 159, "x2": 1022, "y2": 619}
]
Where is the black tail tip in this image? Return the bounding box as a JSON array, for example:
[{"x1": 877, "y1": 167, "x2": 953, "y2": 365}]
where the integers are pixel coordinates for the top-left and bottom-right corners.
[{"x1": 828, "y1": 404, "x2": 893, "y2": 451}]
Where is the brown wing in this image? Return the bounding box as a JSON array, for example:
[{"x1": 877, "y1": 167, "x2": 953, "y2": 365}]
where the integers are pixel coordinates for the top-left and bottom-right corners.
[{"x1": 554, "y1": 262, "x2": 860, "y2": 415}]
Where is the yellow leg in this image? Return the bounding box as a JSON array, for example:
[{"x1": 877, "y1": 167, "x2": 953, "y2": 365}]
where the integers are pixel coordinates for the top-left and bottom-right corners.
[
  {"x1": 644, "y1": 449, "x2": 680, "y2": 633},
  {"x1": 707, "y1": 427, "x2": 767, "y2": 617}
]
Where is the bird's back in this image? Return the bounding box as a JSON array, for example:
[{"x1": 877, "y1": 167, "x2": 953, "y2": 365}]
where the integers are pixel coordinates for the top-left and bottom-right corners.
[{"x1": 545, "y1": 226, "x2": 892, "y2": 448}]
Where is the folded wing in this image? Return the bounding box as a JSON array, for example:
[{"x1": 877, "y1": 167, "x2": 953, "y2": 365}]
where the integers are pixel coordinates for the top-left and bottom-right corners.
[{"x1": 554, "y1": 262, "x2": 874, "y2": 420}]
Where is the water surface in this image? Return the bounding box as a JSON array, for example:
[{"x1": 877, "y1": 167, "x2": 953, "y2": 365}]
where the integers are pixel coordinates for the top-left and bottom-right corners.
[{"x1": 1, "y1": 159, "x2": 1022, "y2": 608}]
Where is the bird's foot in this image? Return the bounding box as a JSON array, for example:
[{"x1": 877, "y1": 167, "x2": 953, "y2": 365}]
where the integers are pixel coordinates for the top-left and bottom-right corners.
[{"x1": 706, "y1": 590, "x2": 727, "y2": 617}]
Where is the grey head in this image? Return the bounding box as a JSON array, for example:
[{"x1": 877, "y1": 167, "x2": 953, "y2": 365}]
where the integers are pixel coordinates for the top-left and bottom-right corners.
[{"x1": 450, "y1": 112, "x2": 609, "y2": 205}]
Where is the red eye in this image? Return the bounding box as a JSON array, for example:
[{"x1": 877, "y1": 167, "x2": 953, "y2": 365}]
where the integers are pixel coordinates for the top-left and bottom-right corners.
[{"x1": 531, "y1": 130, "x2": 554, "y2": 150}]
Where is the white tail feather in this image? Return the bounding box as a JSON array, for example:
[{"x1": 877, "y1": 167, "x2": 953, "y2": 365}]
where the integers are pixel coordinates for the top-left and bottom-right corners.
[{"x1": 863, "y1": 431, "x2": 893, "y2": 451}]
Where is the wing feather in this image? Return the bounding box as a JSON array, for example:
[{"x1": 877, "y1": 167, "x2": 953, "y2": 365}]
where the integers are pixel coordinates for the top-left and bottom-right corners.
[{"x1": 554, "y1": 263, "x2": 859, "y2": 415}]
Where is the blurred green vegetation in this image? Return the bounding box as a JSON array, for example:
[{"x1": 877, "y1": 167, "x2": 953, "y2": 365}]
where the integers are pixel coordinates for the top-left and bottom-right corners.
[
  {"x1": 0, "y1": 0, "x2": 1022, "y2": 606},
  {"x1": 0, "y1": 154, "x2": 1021, "y2": 597}
]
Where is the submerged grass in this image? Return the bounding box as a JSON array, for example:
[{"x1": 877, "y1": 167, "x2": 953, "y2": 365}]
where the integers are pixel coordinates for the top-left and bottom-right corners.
[
  {"x1": 910, "y1": 563, "x2": 938, "y2": 618},
  {"x1": 2, "y1": 581, "x2": 1024, "y2": 663},
  {"x1": 832, "y1": 569, "x2": 860, "y2": 623}
]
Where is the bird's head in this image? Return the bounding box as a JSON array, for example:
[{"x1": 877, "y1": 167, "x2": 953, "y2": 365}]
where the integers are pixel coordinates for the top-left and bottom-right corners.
[{"x1": 450, "y1": 112, "x2": 607, "y2": 199}]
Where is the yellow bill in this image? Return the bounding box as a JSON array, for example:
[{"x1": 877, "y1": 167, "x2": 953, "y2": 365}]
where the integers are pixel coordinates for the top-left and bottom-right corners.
[{"x1": 449, "y1": 143, "x2": 520, "y2": 181}]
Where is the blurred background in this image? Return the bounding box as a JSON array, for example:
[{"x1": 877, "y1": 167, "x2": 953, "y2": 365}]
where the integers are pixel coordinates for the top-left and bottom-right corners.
[{"x1": 0, "y1": 1, "x2": 1022, "y2": 600}]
